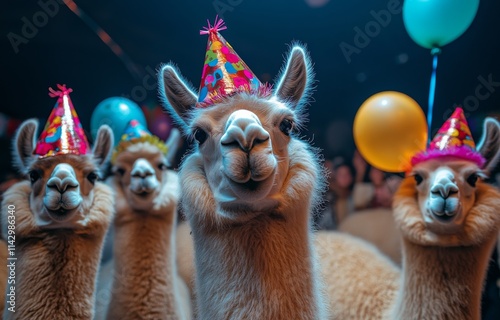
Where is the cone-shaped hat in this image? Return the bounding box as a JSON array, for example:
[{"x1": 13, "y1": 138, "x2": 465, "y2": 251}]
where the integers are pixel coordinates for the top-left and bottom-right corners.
[
  {"x1": 197, "y1": 16, "x2": 270, "y2": 107},
  {"x1": 111, "y1": 119, "x2": 168, "y2": 164},
  {"x1": 33, "y1": 84, "x2": 90, "y2": 158},
  {"x1": 411, "y1": 107, "x2": 485, "y2": 167}
]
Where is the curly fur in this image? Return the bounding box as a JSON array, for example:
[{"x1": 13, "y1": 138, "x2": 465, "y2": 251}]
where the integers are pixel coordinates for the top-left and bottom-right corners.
[{"x1": 0, "y1": 181, "x2": 114, "y2": 320}]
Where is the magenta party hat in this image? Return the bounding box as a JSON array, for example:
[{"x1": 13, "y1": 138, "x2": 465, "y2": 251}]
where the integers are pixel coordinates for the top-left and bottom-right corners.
[
  {"x1": 411, "y1": 107, "x2": 485, "y2": 167},
  {"x1": 197, "y1": 16, "x2": 270, "y2": 107},
  {"x1": 111, "y1": 119, "x2": 168, "y2": 163},
  {"x1": 33, "y1": 84, "x2": 91, "y2": 158}
]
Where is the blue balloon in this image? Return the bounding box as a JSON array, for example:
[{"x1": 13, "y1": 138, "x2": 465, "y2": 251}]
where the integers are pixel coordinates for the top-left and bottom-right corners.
[
  {"x1": 90, "y1": 97, "x2": 147, "y2": 146},
  {"x1": 403, "y1": 0, "x2": 479, "y2": 49}
]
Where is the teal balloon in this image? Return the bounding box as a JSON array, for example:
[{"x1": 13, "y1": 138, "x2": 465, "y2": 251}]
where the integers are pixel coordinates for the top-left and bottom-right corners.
[
  {"x1": 403, "y1": 0, "x2": 479, "y2": 49},
  {"x1": 91, "y1": 97, "x2": 147, "y2": 146}
]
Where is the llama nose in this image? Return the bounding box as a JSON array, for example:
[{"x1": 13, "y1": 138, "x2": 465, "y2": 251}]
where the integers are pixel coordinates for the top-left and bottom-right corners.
[
  {"x1": 430, "y1": 179, "x2": 459, "y2": 199},
  {"x1": 221, "y1": 110, "x2": 270, "y2": 152},
  {"x1": 47, "y1": 164, "x2": 79, "y2": 193},
  {"x1": 131, "y1": 159, "x2": 155, "y2": 179}
]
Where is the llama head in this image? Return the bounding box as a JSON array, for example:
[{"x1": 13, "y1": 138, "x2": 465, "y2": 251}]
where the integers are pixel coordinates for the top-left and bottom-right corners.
[
  {"x1": 111, "y1": 128, "x2": 181, "y2": 211},
  {"x1": 13, "y1": 119, "x2": 113, "y2": 229},
  {"x1": 159, "y1": 46, "x2": 316, "y2": 221},
  {"x1": 394, "y1": 118, "x2": 500, "y2": 246}
]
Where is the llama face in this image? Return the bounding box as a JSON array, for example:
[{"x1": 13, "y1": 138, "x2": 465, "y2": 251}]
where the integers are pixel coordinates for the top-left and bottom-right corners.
[
  {"x1": 27, "y1": 155, "x2": 101, "y2": 228},
  {"x1": 112, "y1": 142, "x2": 168, "y2": 211},
  {"x1": 13, "y1": 120, "x2": 113, "y2": 229},
  {"x1": 394, "y1": 118, "x2": 500, "y2": 246},
  {"x1": 410, "y1": 159, "x2": 482, "y2": 235},
  {"x1": 160, "y1": 46, "x2": 314, "y2": 220},
  {"x1": 187, "y1": 97, "x2": 296, "y2": 216}
]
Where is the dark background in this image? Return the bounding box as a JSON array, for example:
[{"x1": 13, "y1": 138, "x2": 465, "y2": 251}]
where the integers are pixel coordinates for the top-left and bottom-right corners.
[{"x1": 2, "y1": 0, "x2": 500, "y2": 176}]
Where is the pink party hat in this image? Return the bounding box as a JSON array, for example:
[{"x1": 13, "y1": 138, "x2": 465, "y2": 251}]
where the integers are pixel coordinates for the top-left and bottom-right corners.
[
  {"x1": 411, "y1": 107, "x2": 485, "y2": 167},
  {"x1": 33, "y1": 84, "x2": 91, "y2": 158},
  {"x1": 197, "y1": 16, "x2": 271, "y2": 107}
]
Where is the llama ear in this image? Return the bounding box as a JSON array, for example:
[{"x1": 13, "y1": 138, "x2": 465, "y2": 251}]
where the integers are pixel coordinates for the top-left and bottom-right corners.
[
  {"x1": 159, "y1": 64, "x2": 198, "y2": 132},
  {"x1": 477, "y1": 117, "x2": 500, "y2": 174},
  {"x1": 12, "y1": 119, "x2": 38, "y2": 173},
  {"x1": 274, "y1": 46, "x2": 314, "y2": 110},
  {"x1": 165, "y1": 128, "x2": 182, "y2": 167},
  {"x1": 92, "y1": 125, "x2": 114, "y2": 169}
]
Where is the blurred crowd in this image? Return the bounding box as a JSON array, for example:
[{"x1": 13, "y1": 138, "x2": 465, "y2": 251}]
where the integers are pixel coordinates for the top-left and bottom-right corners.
[{"x1": 316, "y1": 150, "x2": 404, "y2": 230}]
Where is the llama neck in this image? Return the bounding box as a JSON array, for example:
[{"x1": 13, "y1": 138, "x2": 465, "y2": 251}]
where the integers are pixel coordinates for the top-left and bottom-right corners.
[
  {"x1": 107, "y1": 209, "x2": 182, "y2": 320},
  {"x1": 6, "y1": 231, "x2": 105, "y2": 320},
  {"x1": 393, "y1": 235, "x2": 497, "y2": 320},
  {"x1": 192, "y1": 207, "x2": 323, "y2": 320}
]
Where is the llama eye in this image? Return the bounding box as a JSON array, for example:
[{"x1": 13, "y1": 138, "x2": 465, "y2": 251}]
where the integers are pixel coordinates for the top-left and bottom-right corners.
[
  {"x1": 87, "y1": 172, "x2": 99, "y2": 184},
  {"x1": 158, "y1": 163, "x2": 167, "y2": 171},
  {"x1": 466, "y1": 173, "x2": 478, "y2": 187},
  {"x1": 193, "y1": 128, "x2": 208, "y2": 145},
  {"x1": 414, "y1": 174, "x2": 423, "y2": 185},
  {"x1": 279, "y1": 118, "x2": 294, "y2": 136},
  {"x1": 29, "y1": 170, "x2": 40, "y2": 184},
  {"x1": 115, "y1": 168, "x2": 126, "y2": 176}
]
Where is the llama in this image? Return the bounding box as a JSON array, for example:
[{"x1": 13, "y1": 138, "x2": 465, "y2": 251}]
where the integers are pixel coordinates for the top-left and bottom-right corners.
[
  {"x1": 0, "y1": 117, "x2": 114, "y2": 319},
  {"x1": 385, "y1": 115, "x2": 500, "y2": 319},
  {"x1": 317, "y1": 112, "x2": 500, "y2": 320},
  {"x1": 160, "y1": 34, "x2": 330, "y2": 318},
  {"x1": 96, "y1": 122, "x2": 191, "y2": 319}
]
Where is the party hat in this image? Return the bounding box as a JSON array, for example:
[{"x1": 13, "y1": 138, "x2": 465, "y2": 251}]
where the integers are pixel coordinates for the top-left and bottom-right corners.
[
  {"x1": 111, "y1": 119, "x2": 168, "y2": 163},
  {"x1": 411, "y1": 107, "x2": 485, "y2": 167},
  {"x1": 33, "y1": 84, "x2": 91, "y2": 158},
  {"x1": 197, "y1": 16, "x2": 271, "y2": 107}
]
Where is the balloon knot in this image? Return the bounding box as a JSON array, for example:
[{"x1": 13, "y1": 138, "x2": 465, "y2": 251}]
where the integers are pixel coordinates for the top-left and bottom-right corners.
[
  {"x1": 200, "y1": 15, "x2": 227, "y2": 35},
  {"x1": 430, "y1": 47, "x2": 442, "y2": 56}
]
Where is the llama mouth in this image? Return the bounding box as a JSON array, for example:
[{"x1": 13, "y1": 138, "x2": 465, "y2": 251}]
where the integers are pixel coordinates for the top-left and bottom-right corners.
[
  {"x1": 227, "y1": 177, "x2": 264, "y2": 193},
  {"x1": 426, "y1": 209, "x2": 463, "y2": 235},
  {"x1": 46, "y1": 207, "x2": 77, "y2": 221},
  {"x1": 239, "y1": 179, "x2": 260, "y2": 191},
  {"x1": 131, "y1": 189, "x2": 154, "y2": 197},
  {"x1": 432, "y1": 212, "x2": 456, "y2": 222}
]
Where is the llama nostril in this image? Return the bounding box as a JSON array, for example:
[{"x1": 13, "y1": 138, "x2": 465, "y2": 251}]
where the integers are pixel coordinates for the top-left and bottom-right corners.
[{"x1": 132, "y1": 171, "x2": 154, "y2": 179}]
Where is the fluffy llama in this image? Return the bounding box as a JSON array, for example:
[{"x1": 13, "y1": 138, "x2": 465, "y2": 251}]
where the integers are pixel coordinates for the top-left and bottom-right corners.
[
  {"x1": 95, "y1": 122, "x2": 191, "y2": 320},
  {"x1": 319, "y1": 113, "x2": 500, "y2": 319},
  {"x1": 0, "y1": 111, "x2": 114, "y2": 319},
  {"x1": 386, "y1": 115, "x2": 500, "y2": 319},
  {"x1": 160, "y1": 30, "x2": 329, "y2": 318}
]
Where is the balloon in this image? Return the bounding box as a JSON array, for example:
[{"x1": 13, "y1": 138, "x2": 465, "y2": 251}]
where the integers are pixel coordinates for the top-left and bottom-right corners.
[
  {"x1": 90, "y1": 97, "x2": 147, "y2": 146},
  {"x1": 353, "y1": 91, "x2": 428, "y2": 172},
  {"x1": 403, "y1": 0, "x2": 479, "y2": 49},
  {"x1": 149, "y1": 111, "x2": 173, "y2": 141}
]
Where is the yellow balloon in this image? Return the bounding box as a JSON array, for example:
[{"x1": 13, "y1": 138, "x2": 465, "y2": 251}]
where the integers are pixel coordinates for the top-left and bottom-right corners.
[{"x1": 353, "y1": 91, "x2": 428, "y2": 172}]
